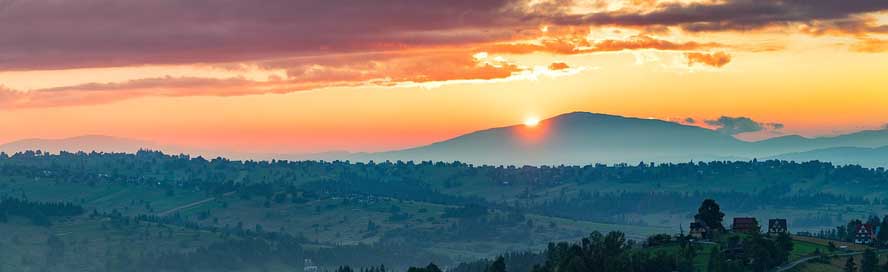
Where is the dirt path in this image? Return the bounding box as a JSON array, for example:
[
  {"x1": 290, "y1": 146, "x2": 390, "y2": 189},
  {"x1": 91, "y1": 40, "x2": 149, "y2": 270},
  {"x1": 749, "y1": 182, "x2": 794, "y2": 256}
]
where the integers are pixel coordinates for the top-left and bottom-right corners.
[{"x1": 773, "y1": 250, "x2": 873, "y2": 272}]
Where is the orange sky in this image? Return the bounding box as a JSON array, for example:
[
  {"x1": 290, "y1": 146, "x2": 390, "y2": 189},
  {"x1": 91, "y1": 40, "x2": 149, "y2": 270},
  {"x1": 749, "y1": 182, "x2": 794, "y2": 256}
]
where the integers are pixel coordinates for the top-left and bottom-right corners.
[{"x1": 1, "y1": 0, "x2": 886, "y2": 153}]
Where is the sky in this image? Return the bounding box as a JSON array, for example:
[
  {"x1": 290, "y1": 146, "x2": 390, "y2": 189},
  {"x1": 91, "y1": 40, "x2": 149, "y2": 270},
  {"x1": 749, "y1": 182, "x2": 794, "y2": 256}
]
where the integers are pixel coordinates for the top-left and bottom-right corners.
[{"x1": 1, "y1": 0, "x2": 887, "y2": 153}]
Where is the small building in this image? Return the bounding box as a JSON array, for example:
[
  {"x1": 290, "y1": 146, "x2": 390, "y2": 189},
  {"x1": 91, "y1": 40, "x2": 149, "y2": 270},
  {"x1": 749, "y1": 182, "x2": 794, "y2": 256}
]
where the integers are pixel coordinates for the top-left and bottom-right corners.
[
  {"x1": 768, "y1": 219, "x2": 788, "y2": 234},
  {"x1": 732, "y1": 217, "x2": 760, "y2": 233},
  {"x1": 855, "y1": 224, "x2": 876, "y2": 244}
]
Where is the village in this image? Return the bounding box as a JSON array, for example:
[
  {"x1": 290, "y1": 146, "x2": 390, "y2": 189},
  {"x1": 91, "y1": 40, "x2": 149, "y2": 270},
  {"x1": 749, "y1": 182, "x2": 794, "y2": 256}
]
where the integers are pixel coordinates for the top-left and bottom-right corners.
[{"x1": 691, "y1": 216, "x2": 881, "y2": 246}]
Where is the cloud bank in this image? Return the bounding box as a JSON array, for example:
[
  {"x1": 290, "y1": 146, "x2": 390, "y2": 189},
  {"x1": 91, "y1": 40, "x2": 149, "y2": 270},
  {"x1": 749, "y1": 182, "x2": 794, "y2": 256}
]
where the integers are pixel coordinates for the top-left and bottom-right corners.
[{"x1": 0, "y1": 0, "x2": 884, "y2": 108}]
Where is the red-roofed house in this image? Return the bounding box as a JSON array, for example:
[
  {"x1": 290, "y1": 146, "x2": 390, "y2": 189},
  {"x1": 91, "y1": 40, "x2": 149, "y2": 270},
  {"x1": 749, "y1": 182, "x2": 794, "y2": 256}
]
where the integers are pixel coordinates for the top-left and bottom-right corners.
[
  {"x1": 855, "y1": 224, "x2": 876, "y2": 244},
  {"x1": 732, "y1": 217, "x2": 760, "y2": 234}
]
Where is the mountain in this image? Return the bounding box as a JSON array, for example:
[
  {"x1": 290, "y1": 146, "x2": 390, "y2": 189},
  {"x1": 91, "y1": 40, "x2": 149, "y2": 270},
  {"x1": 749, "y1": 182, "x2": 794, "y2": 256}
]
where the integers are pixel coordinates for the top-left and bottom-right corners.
[
  {"x1": 361, "y1": 112, "x2": 888, "y2": 166},
  {"x1": 770, "y1": 146, "x2": 888, "y2": 168},
  {"x1": 750, "y1": 130, "x2": 888, "y2": 155},
  {"x1": 364, "y1": 112, "x2": 750, "y2": 165},
  {"x1": 0, "y1": 135, "x2": 354, "y2": 162},
  {"x1": 0, "y1": 135, "x2": 157, "y2": 154},
  {"x1": 5, "y1": 113, "x2": 888, "y2": 166}
]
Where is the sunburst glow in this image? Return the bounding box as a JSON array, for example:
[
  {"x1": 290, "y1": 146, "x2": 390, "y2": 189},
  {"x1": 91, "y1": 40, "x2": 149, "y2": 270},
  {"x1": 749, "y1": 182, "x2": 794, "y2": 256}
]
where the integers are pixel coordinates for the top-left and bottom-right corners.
[{"x1": 524, "y1": 117, "x2": 540, "y2": 127}]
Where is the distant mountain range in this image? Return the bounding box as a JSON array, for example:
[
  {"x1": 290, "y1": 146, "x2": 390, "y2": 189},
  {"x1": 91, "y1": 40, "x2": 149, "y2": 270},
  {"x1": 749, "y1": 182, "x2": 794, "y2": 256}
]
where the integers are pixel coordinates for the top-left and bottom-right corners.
[
  {"x1": 769, "y1": 146, "x2": 888, "y2": 168},
  {"x1": 361, "y1": 112, "x2": 888, "y2": 166},
  {"x1": 2, "y1": 112, "x2": 887, "y2": 167},
  {"x1": 0, "y1": 135, "x2": 157, "y2": 154},
  {"x1": 0, "y1": 135, "x2": 351, "y2": 162},
  {"x1": 363, "y1": 112, "x2": 748, "y2": 165}
]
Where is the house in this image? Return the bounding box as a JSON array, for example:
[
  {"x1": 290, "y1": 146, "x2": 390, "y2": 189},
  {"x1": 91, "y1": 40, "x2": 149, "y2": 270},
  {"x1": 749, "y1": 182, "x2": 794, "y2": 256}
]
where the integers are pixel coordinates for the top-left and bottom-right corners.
[
  {"x1": 768, "y1": 219, "x2": 788, "y2": 234},
  {"x1": 855, "y1": 224, "x2": 876, "y2": 244},
  {"x1": 732, "y1": 217, "x2": 760, "y2": 233},
  {"x1": 689, "y1": 222, "x2": 709, "y2": 239}
]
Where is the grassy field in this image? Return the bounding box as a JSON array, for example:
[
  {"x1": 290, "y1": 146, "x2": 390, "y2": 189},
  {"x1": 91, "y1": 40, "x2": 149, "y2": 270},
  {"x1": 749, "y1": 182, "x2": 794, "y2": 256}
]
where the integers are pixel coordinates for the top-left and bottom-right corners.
[
  {"x1": 789, "y1": 253, "x2": 888, "y2": 272},
  {"x1": 792, "y1": 235, "x2": 870, "y2": 252},
  {"x1": 1, "y1": 170, "x2": 879, "y2": 265},
  {"x1": 3, "y1": 155, "x2": 887, "y2": 270},
  {"x1": 0, "y1": 177, "x2": 671, "y2": 263},
  {"x1": 0, "y1": 216, "x2": 225, "y2": 272}
]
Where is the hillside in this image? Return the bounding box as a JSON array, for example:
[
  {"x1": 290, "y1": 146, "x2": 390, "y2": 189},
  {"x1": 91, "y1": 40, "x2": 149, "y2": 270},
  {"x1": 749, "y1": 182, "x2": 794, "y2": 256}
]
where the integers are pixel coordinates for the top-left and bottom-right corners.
[{"x1": 1, "y1": 151, "x2": 886, "y2": 270}]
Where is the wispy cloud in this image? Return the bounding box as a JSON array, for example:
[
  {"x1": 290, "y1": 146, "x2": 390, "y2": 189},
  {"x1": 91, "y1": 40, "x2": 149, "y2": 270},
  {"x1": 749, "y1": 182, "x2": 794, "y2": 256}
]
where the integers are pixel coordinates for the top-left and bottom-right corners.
[{"x1": 0, "y1": 50, "x2": 590, "y2": 108}]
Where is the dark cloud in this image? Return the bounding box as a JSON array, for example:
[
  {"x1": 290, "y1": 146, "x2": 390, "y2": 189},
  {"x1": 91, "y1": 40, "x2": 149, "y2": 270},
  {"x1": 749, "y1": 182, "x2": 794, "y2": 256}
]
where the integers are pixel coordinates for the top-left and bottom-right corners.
[
  {"x1": 3, "y1": 0, "x2": 885, "y2": 71},
  {"x1": 684, "y1": 117, "x2": 696, "y2": 124},
  {"x1": 555, "y1": 0, "x2": 888, "y2": 33},
  {"x1": 0, "y1": 0, "x2": 541, "y2": 70},
  {"x1": 705, "y1": 116, "x2": 784, "y2": 135},
  {"x1": 484, "y1": 34, "x2": 722, "y2": 55}
]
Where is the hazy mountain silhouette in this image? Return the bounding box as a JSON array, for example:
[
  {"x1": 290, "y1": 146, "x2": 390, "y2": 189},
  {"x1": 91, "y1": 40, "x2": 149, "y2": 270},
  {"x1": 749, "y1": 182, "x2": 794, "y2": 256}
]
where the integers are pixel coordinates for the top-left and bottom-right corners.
[
  {"x1": 364, "y1": 112, "x2": 750, "y2": 165},
  {"x1": 0, "y1": 135, "x2": 157, "y2": 154},
  {"x1": 751, "y1": 130, "x2": 888, "y2": 155},
  {"x1": 0, "y1": 135, "x2": 356, "y2": 162},
  {"x1": 4, "y1": 113, "x2": 887, "y2": 166},
  {"x1": 769, "y1": 146, "x2": 888, "y2": 168},
  {"x1": 362, "y1": 112, "x2": 888, "y2": 166}
]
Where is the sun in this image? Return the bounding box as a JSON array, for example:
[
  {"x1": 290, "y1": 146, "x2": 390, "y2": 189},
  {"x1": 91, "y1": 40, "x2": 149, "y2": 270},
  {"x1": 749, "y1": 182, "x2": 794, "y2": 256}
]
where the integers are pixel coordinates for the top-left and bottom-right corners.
[{"x1": 524, "y1": 117, "x2": 540, "y2": 127}]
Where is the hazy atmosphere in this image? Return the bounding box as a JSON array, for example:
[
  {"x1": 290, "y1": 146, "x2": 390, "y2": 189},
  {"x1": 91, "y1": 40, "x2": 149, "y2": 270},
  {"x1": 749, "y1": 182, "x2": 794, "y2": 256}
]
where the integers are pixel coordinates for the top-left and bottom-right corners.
[{"x1": 1, "y1": 1, "x2": 888, "y2": 272}]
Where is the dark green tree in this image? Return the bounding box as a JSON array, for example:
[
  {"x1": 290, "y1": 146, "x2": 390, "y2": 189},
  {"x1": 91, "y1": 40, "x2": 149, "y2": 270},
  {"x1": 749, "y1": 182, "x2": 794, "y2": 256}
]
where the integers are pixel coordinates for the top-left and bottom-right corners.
[
  {"x1": 409, "y1": 263, "x2": 443, "y2": 272},
  {"x1": 862, "y1": 249, "x2": 878, "y2": 272},
  {"x1": 744, "y1": 233, "x2": 783, "y2": 272},
  {"x1": 487, "y1": 256, "x2": 506, "y2": 272},
  {"x1": 775, "y1": 232, "x2": 794, "y2": 263},
  {"x1": 706, "y1": 246, "x2": 722, "y2": 272},
  {"x1": 846, "y1": 256, "x2": 858, "y2": 272},
  {"x1": 847, "y1": 220, "x2": 863, "y2": 242},
  {"x1": 877, "y1": 215, "x2": 888, "y2": 248},
  {"x1": 695, "y1": 199, "x2": 725, "y2": 231}
]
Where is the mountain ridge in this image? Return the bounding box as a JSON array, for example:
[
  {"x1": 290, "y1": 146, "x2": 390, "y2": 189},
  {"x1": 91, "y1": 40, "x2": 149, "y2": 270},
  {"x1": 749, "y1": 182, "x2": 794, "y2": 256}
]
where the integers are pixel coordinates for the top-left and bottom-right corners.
[
  {"x1": 0, "y1": 135, "x2": 157, "y2": 154},
  {"x1": 364, "y1": 112, "x2": 888, "y2": 166},
  {"x1": 3, "y1": 112, "x2": 887, "y2": 166}
]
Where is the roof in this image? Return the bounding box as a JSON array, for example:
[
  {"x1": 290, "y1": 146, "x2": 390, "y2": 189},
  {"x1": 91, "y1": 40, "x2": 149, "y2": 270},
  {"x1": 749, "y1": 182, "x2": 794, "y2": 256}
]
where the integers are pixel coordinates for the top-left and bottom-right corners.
[
  {"x1": 733, "y1": 217, "x2": 758, "y2": 224},
  {"x1": 769, "y1": 219, "x2": 787, "y2": 226},
  {"x1": 857, "y1": 224, "x2": 875, "y2": 233}
]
